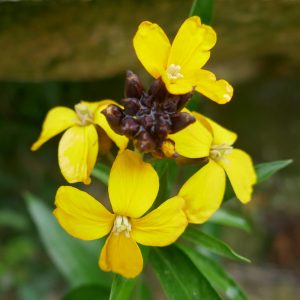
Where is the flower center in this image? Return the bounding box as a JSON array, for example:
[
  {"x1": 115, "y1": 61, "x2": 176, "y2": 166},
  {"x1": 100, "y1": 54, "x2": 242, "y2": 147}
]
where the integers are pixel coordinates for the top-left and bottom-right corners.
[
  {"x1": 112, "y1": 215, "x2": 132, "y2": 238},
  {"x1": 209, "y1": 142, "x2": 233, "y2": 164},
  {"x1": 166, "y1": 64, "x2": 184, "y2": 80},
  {"x1": 74, "y1": 103, "x2": 94, "y2": 126}
]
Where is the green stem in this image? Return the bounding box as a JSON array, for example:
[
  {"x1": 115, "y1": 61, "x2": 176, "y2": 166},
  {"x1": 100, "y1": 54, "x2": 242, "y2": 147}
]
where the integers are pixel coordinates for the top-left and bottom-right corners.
[{"x1": 189, "y1": 0, "x2": 215, "y2": 25}]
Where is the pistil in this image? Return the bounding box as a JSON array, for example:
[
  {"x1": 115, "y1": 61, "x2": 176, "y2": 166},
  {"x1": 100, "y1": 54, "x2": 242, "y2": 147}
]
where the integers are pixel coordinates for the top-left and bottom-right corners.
[
  {"x1": 209, "y1": 142, "x2": 233, "y2": 164},
  {"x1": 112, "y1": 215, "x2": 132, "y2": 238},
  {"x1": 74, "y1": 103, "x2": 94, "y2": 126}
]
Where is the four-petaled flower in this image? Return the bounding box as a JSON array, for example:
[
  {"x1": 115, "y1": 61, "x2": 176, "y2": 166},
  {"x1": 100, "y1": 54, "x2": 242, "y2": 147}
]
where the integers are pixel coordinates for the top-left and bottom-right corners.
[
  {"x1": 31, "y1": 100, "x2": 128, "y2": 184},
  {"x1": 133, "y1": 16, "x2": 233, "y2": 104},
  {"x1": 170, "y1": 111, "x2": 257, "y2": 224},
  {"x1": 54, "y1": 150, "x2": 187, "y2": 278}
]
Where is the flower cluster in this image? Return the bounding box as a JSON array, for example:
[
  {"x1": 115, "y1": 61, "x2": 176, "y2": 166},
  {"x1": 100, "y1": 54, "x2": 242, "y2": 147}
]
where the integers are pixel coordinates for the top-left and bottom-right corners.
[{"x1": 31, "y1": 16, "x2": 256, "y2": 279}]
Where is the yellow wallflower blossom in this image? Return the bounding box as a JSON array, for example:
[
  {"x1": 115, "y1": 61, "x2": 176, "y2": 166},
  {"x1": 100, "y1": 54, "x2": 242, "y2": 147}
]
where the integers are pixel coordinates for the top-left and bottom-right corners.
[
  {"x1": 31, "y1": 100, "x2": 128, "y2": 184},
  {"x1": 54, "y1": 150, "x2": 187, "y2": 278},
  {"x1": 133, "y1": 16, "x2": 233, "y2": 104},
  {"x1": 170, "y1": 111, "x2": 257, "y2": 224}
]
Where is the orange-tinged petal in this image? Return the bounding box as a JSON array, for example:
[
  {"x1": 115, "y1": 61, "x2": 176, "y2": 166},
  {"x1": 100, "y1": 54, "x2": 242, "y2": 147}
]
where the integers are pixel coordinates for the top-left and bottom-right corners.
[
  {"x1": 133, "y1": 21, "x2": 171, "y2": 79},
  {"x1": 99, "y1": 232, "x2": 143, "y2": 278},
  {"x1": 31, "y1": 107, "x2": 78, "y2": 151},
  {"x1": 179, "y1": 159, "x2": 226, "y2": 223},
  {"x1": 54, "y1": 186, "x2": 115, "y2": 240},
  {"x1": 131, "y1": 196, "x2": 187, "y2": 246},
  {"x1": 195, "y1": 70, "x2": 233, "y2": 104},
  {"x1": 94, "y1": 101, "x2": 129, "y2": 151},
  {"x1": 218, "y1": 149, "x2": 257, "y2": 204},
  {"x1": 108, "y1": 150, "x2": 159, "y2": 218},
  {"x1": 58, "y1": 125, "x2": 98, "y2": 184},
  {"x1": 203, "y1": 115, "x2": 237, "y2": 146},
  {"x1": 168, "y1": 17, "x2": 216, "y2": 73},
  {"x1": 169, "y1": 109, "x2": 212, "y2": 158}
]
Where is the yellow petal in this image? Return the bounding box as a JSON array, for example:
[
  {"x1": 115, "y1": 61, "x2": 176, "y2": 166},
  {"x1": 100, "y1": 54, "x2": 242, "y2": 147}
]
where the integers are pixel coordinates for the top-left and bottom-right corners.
[
  {"x1": 169, "y1": 109, "x2": 212, "y2": 158},
  {"x1": 218, "y1": 149, "x2": 257, "y2": 204},
  {"x1": 131, "y1": 196, "x2": 187, "y2": 246},
  {"x1": 99, "y1": 232, "x2": 143, "y2": 278},
  {"x1": 31, "y1": 107, "x2": 78, "y2": 151},
  {"x1": 54, "y1": 186, "x2": 115, "y2": 240},
  {"x1": 58, "y1": 125, "x2": 98, "y2": 184},
  {"x1": 168, "y1": 17, "x2": 216, "y2": 73},
  {"x1": 80, "y1": 100, "x2": 113, "y2": 116},
  {"x1": 93, "y1": 101, "x2": 129, "y2": 151},
  {"x1": 133, "y1": 21, "x2": 171, "y2": 79},
  {"x1": 179, "y1": 159, "x2": 226, "y2": 224},
  {"x1": 192, "y1": 111, "x2": 213, "y2": 135},
  {"x1": 108, "y1": 150, "x2": 159, "y2": 218},
  {"x1": 195, "y1": 70, "x2": 233, "y2": 104},
  {"x1": 203, "y1": 115, "x2": 237, "y2": 146}
]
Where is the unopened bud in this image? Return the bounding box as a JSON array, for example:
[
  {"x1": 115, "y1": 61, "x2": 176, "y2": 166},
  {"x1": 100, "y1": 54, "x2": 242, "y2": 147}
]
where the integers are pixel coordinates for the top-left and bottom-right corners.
[
  {"x1": 140, "y1": 116, "x2": 154, "y2": 131},
  {"x1": 170, "y1": 112, "x2": 196, "y2": 133},
  {"x1": 121, "y1": 98, "x2": 141, "y2": 116},
  {"x1": 102, "y1": 104, "x2": 125, "y2": 135},
  {"x1": 147, "y1": 77, "x2": 167, "y2": 102},
  {"x1": 133, "y1": 131, "x2": 156, "y2": 153},
  {"x1": 161, "y1": 96, "x2": 180, "y2": 113},
  {"x1": 140, "y1": 92, "x2": 154, "y2": 108},
  {"x1": 161, "y1": 140, "x2": 178, "y2": 158},
  {"x1": 136, "y1": 108, "x2": 151, "y2": 117},
  {"x1": 176, "y1": 87, "x2": 196, "y2": 112},
  {"x1": 119, "y1": 118, "x2": 141, "y2": 139},
  {"x1": 124, "y1": 70, "x2": 144, "y2": 99},
  {"x1": 154, "y1": 115, "x2": 170, "y2": 140}
]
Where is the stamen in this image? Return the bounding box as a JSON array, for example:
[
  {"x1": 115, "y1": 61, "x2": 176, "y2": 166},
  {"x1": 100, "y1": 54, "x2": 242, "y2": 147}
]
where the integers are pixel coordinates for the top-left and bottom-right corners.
[
  {"x1": 74, "y1": 103, "x2": 94, "y2": 126},
  {"x1": 112, "y1": 215, "x2": 132, "y2": 238},
  {"x1": 209, "y1": 142, "x2": 233, "y2": 164},
  {"x1": 166, "y1": 64, "x2": 184, "y2": 80}
]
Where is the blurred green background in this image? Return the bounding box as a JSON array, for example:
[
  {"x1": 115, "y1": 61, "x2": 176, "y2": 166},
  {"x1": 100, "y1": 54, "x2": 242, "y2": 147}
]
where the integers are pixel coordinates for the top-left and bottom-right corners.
[{"x1": 0, "y1": 0, "x2": 299, "y2": 299}]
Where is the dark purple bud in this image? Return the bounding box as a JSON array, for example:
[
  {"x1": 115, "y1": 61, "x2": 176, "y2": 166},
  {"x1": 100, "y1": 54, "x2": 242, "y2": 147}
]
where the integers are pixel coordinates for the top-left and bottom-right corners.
[
  {"x1": 124, "y1": 70, "x2": 144, "y2": 99},
  {"x1": 175, "y1": 156, "x2": 209, "y2": 166},
  {"x1": 170, "y1": 112, "x2": 196, "y2": 133},
  {"x1": 176, "y1": 87, "x2": 196, "y2": 112},
  {"x1": 121, "y1": 98, "x2": 141, "y2": 116},
  {"x1": 119, "y1": 118, "x2": 141, "y2": 139},
  {"x1": 154, "y1": 116, "x2": 170, "y2": 140},
  {"x1": 161, "y1": 96, "x2": 180, "y2": 113},
  {"x1": 133, "y1": 131, "x2": 156, "y2": 153},
  {"x1": 102, "y1": 104, "x2": 125, "y2": 135},
  {"x1": 148, "y1": 77, "x2": 167, "y2": 102},
  {"x1": 140, "y1": 92, "x2": 154, "y2": 108},
  {"x1": 140, "y1": 115, "x2": 154, "y2": 131},
  {"x1": 136, "y1": 109, "x2": 151, "y2": 117}
]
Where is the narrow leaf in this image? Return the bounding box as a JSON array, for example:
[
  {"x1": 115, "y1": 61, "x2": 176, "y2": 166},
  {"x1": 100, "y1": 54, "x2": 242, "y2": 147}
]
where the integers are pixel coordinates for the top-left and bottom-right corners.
[
  {"x1": 61, "y1": 285, "x2": 110, "y2": 300},
  {"x1": 255, "y1": 159, "x2": 292, "y2": 184},
  {"x1": 181, "y1": 225, "x2": 249, "y2": 262},
  {"x1": 130, "y1": 277, "x2": 155, "y2": 300},
  {"x1": 189, "y1": 0, "x2": 215, "y2": 25},
  {"x1": 109, "y1": 245, "x2": 150, "y2": 300},
  {"x1": 24, "y1": 192, "x2": 113, "y2": 288},
  {"x1": 91, "y1": 162, "x2": 111, "y2": 186},
  {"x1": 177, "y1": 244, "x2": 248, "y2": 300},
  {"x1": 207, "y1": 208, "x2": 251, "y2": 233},
  {"x1": 149, "y1": 245, "x2": 222, "y2": 300}
]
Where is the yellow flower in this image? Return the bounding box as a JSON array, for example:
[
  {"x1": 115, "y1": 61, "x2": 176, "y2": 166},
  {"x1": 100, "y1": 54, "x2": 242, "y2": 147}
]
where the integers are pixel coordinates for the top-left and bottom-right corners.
[
  {"x1": 54, "y1": 150, "x2": 187, "y2": 278},
  {"x1": 31, "y1": 100, "x2": 128, "y2": 185},
  {"x1": 133, "y1": 16, "x2": 233, "y2": 104},
  {"x1": 170, "y1": 111, "x2": 257, "y2": 224}
]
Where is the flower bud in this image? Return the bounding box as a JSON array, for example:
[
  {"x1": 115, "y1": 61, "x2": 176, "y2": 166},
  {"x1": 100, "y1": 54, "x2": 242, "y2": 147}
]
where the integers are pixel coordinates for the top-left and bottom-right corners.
[
  {"x1": 133, "y1": 131, "x2": 156, "y2": 153},
  {"x1": 161, "y1": 140, "x2": 178, "y2": 158},
  {"x1": 153, "y1": 115, "x2": 170, "y2": 140},
  {"x1": 170, "y1": 112, "x2": 196, "y2": 133},
  {"x1": 176, "y1": 87, "x2": 196, "y2": 112},
  {"x1": 121, "y1": 98, "x2": 141, "y2": 116},
  {"x1": 102, "y1": 104, "x2": 125, "y2": 135},
  {"x1": 147, "y1": 77, "x2": 167, "y2": 102},
  {"x1": 124, "y1": 70, "x2": 144, "y2": 99},
  {"x1": 161, "y1": 96, "x2": 180, "y2": 113},
  {"x1": 119, "y1": 118, "x2": 141, "y2": 139},
  {"x1": 140, "y1": 92, "x2": 154, "y2": 108},
  {"x1": 140, "y1": 116, "x2": 154, "y2": 131},
  {"x1": 136, "y1": 108, "x2": 151, "y2": 117}
]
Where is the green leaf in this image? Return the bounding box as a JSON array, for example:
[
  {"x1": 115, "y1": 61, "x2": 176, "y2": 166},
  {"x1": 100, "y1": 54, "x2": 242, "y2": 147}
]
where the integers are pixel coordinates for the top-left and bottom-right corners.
[
  {"x1": 149, "y1": 245, "x2": 222, "y2": 300},
  {"x1": 109, "y1": 245, "x2": 150, "y2": 300},
  {"x1": 255, "y1": 159, "x2": 292, "y2": 184},
  {"x1": 91, "y1": 162, "x2": 111, "y2": 186},
  {"x1": 61, "y1": 285, "x2": 110, "y2": 300},
  {"x1": 207, "y1": 208, "x2": 251, "y2": 233},
  {"x1": 189, "y1": 0, "x2": 215, "y2": 25},
  {"x1": 130, "y1": 276, "x2": 155, "y2": 300},
  {"x1": 177, "y1": 244, "x2": 248, "y2": 300},
  {"x1": 223, "y1": 159, "x2": 292, "y2": 202},
  {"x1": 186, "y1": 92, "x2": 199, "y2": 112},
  {"x1": 24, "y1": 192, "x2": 113, "y2": 288},
  {"x1": 181, "y1": 225, "x2": 249, "y2": 262}
]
